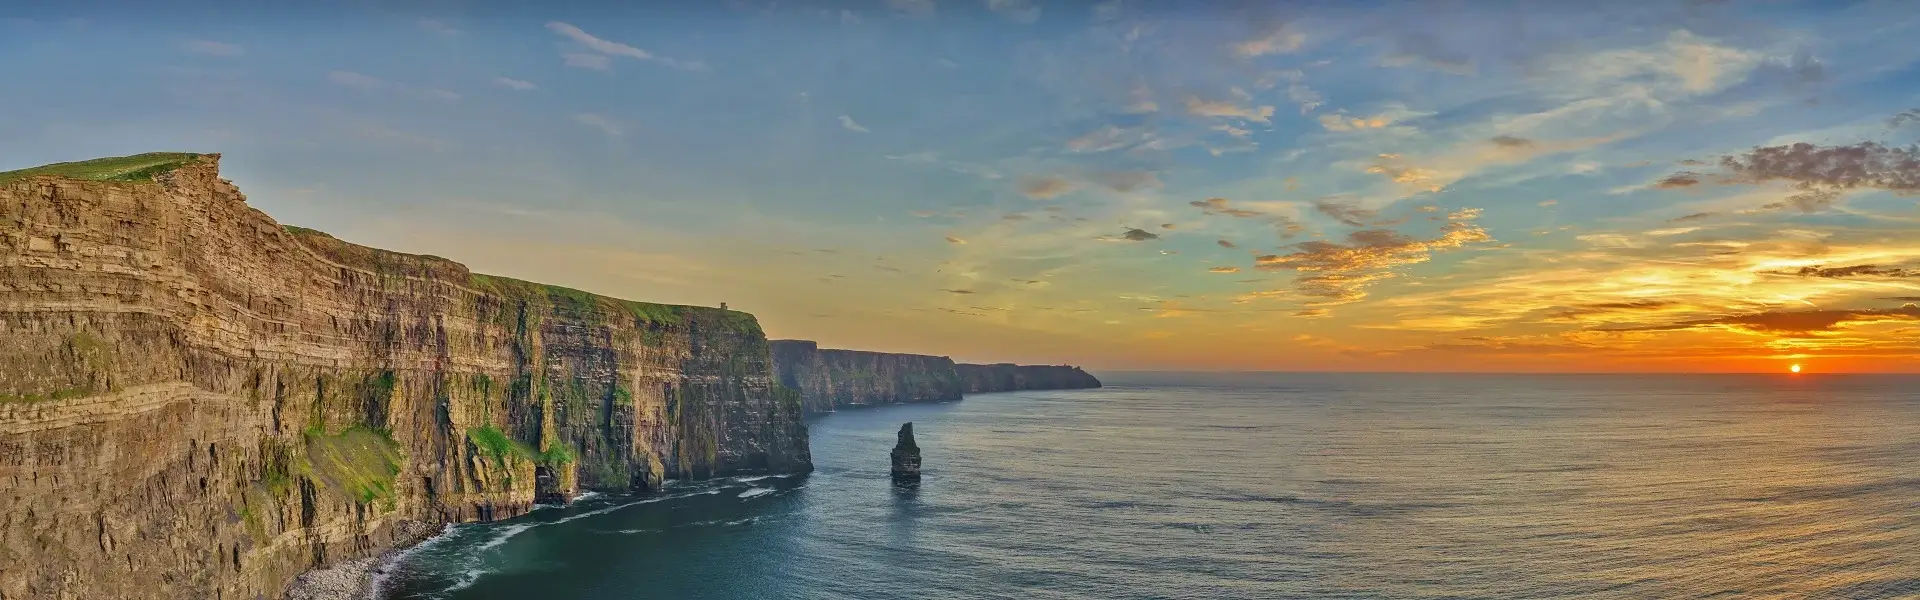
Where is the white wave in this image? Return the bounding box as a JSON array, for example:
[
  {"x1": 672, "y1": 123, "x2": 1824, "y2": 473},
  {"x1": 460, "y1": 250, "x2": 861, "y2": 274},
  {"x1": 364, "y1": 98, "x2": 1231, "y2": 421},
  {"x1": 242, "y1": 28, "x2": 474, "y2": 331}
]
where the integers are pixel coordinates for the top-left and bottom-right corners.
[
  {"x1": 731, "y1": 473, "x2": 797, "y2": 483},
  {"x1": 599, "y1": 528, "x2": 659, "y2": 535},
  {"x1": 440, "y1": 567, "x2": 489, "y2": 594},
  {"x1": 738, "y1": 487, "x2": 774, "y2": 498},
  {"x1": 474, "y1": 523, "x2": 534, "y2": 553}
]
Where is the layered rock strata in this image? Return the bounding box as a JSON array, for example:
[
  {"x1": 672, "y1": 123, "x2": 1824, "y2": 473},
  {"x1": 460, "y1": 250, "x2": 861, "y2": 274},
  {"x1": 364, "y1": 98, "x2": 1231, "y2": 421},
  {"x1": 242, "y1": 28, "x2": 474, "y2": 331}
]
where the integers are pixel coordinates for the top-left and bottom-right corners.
[{"x1": 0, "y1": 155, "x2": 811, "y2": 600}]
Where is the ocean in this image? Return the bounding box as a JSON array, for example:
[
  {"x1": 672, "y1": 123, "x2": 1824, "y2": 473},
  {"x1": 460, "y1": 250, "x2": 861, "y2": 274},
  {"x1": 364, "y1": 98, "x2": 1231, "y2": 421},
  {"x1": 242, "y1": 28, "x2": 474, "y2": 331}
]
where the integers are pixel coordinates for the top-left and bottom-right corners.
[{"x1": 381, "y1": 373, "x2": 1920, "y2": 599}]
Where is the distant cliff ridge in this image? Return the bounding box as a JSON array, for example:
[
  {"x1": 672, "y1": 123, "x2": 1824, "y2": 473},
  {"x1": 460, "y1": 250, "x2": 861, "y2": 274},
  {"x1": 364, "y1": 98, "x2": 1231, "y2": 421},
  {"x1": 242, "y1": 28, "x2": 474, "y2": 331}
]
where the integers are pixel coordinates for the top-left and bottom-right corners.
[
  {"x1": 955, "y1": 363, "x2": 1103, "y2": 393},
  {"x1": 0, "y1": 154, "x2": 810, "y2": 600},
  {"x1": 769, "y1": 340, "x2": 963, "y2": 413},
  {"x1": 771, "y1": 340, "x2": 1100, "y2": 412}
]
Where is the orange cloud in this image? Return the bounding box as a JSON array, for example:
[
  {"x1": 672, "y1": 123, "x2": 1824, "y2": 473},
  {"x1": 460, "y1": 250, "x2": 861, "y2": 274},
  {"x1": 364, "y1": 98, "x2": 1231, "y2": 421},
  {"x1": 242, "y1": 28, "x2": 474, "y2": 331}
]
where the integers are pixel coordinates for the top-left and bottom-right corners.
[{"x1": 1018, "y1": 176, "x2": 1076, "y2": 199}]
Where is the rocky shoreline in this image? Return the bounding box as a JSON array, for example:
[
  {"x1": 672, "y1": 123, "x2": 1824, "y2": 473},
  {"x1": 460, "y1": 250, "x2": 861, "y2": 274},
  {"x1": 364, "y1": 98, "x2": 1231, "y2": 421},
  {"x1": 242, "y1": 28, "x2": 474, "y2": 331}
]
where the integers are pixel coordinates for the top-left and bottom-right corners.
[
  {"x1": 283, "y1": 555, "x2": 383, "y2": 600},
  {"x1": 282, "y1": 520, "x2": 442, "y2": 600}
]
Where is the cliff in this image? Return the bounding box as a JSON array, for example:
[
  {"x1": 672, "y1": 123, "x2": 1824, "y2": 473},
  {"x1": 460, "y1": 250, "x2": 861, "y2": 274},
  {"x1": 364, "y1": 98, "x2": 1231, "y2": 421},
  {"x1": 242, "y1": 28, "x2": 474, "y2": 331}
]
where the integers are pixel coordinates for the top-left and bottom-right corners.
[
  {"x1": 768, "y1": 340, "x2": 961, "y2": 413},
  {"x1": 0, "y1": 154, "x2": 811, "y2": 600},
  {"x1": 955, "y1": 363, "x2": 1103, "y2": 393},
  {"x1": 770, "y1": 340, "x2": 1099, "y2": 412}
]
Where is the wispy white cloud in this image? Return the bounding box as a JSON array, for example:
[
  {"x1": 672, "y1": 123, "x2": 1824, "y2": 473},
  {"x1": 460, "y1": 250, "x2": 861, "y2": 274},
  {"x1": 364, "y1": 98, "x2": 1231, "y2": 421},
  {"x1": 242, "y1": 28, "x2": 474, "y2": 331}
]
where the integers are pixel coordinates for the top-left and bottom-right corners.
[
  {"x1": 839, "y1": 115, "x2": 871, "y2": 133},
  {"x1": 546, "y1": 21, "x2": 709, "y2": 72},
  {"x1": 492, "y1": 76, "x2": 536, "y2": 91}
]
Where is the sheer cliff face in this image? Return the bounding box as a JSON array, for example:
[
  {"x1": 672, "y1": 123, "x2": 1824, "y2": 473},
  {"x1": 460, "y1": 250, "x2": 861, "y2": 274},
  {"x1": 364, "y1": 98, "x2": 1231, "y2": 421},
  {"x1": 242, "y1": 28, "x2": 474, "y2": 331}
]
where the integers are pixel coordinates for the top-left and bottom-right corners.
[
  {"x1": 954, "y1": 364, "x2": 1102, "y2": 393},
  {"x1": 0, "y1": 156, "x2": 810, "y2": 600},
  {"x1": 769, "y1": 340, "x2": 961, "y2": 413}
]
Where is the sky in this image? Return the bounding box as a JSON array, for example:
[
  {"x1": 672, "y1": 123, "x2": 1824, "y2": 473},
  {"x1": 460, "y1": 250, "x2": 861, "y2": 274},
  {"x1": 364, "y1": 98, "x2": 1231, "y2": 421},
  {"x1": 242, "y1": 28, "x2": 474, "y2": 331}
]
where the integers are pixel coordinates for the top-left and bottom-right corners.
[{"x1": 3, "y1": 0, "x2": 1920, "y2": 372}]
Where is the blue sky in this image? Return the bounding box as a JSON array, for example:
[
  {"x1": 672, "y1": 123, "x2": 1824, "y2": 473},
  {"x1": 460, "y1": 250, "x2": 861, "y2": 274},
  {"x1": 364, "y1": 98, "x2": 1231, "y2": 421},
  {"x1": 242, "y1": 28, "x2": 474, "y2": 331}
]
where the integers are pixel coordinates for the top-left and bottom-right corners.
[{"x1": 4, "y1": 0, "x2": 1920, "y2": 371}]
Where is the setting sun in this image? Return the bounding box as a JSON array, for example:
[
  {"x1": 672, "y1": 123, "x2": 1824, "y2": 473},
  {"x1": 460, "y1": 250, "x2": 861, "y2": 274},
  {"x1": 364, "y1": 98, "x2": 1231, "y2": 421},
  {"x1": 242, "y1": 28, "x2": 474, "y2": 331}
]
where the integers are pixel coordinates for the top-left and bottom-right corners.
[{"x1": 1790, "y1": 364, "x2": 1803, "y2": 373}]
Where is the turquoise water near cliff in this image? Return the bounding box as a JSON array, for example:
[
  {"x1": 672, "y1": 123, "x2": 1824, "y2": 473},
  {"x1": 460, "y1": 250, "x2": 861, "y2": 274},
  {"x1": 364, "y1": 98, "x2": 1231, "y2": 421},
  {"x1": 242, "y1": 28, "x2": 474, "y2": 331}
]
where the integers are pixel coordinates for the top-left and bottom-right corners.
[{"x1": 383, "y1": 373, "x2": 1920, "y2": 599}]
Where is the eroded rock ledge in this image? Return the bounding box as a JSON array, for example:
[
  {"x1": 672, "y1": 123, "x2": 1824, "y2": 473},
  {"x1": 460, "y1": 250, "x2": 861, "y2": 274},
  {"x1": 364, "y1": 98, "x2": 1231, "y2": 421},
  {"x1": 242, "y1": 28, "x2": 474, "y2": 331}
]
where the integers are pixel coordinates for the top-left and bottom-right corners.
[
  {"x1": 0, "y1": 154, "x2": 811, "y2": 600},
  {"x1": 770, "y1": 340, "x2": 1101, "y2": 413}
]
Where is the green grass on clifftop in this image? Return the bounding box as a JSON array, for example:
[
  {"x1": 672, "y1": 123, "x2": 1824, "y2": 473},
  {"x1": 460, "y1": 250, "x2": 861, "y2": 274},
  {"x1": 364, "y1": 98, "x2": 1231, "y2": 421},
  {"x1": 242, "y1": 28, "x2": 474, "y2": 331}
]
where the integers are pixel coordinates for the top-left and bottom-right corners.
[
  {"x1": 0, "y1": 152, "x2": 203, "y2": 185},
  {"x1": 467, "y1": 273, "x2": 727, "y2": 327}
]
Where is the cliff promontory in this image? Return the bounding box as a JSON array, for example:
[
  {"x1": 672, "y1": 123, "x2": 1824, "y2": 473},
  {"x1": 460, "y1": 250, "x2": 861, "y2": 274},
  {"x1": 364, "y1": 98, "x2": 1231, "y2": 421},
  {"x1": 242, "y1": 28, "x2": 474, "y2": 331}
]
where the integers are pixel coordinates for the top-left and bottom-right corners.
[
  {"x1": 0, "y1": 154, "x2": 811, "y2": 600},
  {"x1": 955, "y1": 363, "x2": 1103, "y2": 393},
  {"x1": 771, "y1": 340, "x2": 1100, "y2": 412},
  {"x1": 769, "y1": 340, "x2": 962, "y2": 413}
]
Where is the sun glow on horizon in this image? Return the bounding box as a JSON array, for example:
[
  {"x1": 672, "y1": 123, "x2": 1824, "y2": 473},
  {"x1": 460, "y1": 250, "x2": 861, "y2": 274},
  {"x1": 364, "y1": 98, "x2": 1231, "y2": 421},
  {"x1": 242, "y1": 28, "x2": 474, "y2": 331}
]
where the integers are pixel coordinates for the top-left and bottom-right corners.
[{"x1": 1790, "y1": 364, "x2": 1803, "y2": 373}]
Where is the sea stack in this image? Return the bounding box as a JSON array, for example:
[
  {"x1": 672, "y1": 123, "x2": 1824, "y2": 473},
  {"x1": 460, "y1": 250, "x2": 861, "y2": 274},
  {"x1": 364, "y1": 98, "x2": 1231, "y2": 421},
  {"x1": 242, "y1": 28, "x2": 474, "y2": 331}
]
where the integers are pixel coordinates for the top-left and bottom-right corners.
[{"x1": 891, "y1": 422, "x2": 922, "y2": 484}]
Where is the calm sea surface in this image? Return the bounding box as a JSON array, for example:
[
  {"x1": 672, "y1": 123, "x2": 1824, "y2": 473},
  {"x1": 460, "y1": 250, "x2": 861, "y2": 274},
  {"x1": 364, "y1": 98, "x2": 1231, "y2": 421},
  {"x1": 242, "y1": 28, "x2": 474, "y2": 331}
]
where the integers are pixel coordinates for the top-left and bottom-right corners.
[{"x1": 384, "y1": 373, "x2": 1920, "y2": 599}]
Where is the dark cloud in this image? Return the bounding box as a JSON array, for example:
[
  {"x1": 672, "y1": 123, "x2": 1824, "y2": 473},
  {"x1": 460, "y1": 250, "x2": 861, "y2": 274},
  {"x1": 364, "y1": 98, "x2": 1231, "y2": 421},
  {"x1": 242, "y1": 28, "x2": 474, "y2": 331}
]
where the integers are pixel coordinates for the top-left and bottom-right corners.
[
  {"x1": 1010, "y1": 278, "x2": 1044, "y2": 285},
  {"x1": 1785, "y1": 264, "x2": 1918, "y2": 278},
  {"x1": 1669, "y1": 212, "x2": 1714, "y2": 222},
  {"x1": 1748, "y1": 49, "x2": 1825, "y2": 88},
  {"x1": 1114, "y1": 227, "x2": 1161, "y2": 241},
  {"x1": 1090, "y1": 170, "x2": 1163, "y2": 193},
  {"x1": 1312, "y1": 198, "x2": 1379, "y2": 227},
  {"x1": 1217, "y1": 239, "x2": 1238, "y2": 249},
  {"x1": 941, "y1": 288, "x2": 976, "y2": 294},
  {"x1": 1649, "y1": 140, "x2": 1920, "y2": 214},
  {"x1": 1018, "y1": 175, "x2": 1076, "y2": 199},
  {"x1": 1757, "y1": 187, "x2": 1842, "y2": 213},
  {"x1": 1602, "y1": 305, "x2": 1920, "y2": 336},
  {"x1": 1654, "y1": 172, "x2": 1702, "y2": 188},
  {"x1": 1885, "y1": 297, "x2": 1920, "y2": 302},
  {"x1": 1892, "y1": 109, "x2": 1920, "y2": 129},
  {"x1": 1193, "y1": 197, "x2": 1305, "y2": 238},
  {"x1": 1719, "y1": 142, "x2": 1920, "y2": 192},
  {"x1": 1273, "y1": 216, "x2": 1306, "y2": 239},
  {"x1": 1489, "y1": 135, "x2": 1533, "y2": 148},
  {"x1": 1160, "y1": 223, "x2": 1176, "y2": 229},
  {"x1": 1190, "y1": 197, "x2": 1264, "y2": 218}
]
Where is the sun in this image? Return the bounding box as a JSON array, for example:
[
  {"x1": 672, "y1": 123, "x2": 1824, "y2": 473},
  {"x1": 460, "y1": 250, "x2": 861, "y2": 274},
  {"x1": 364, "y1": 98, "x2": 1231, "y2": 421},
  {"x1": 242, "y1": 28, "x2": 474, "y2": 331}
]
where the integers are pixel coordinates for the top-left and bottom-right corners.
[{"x1": 1790, "y1": 364, "x2": 1803, "y2": 373}]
